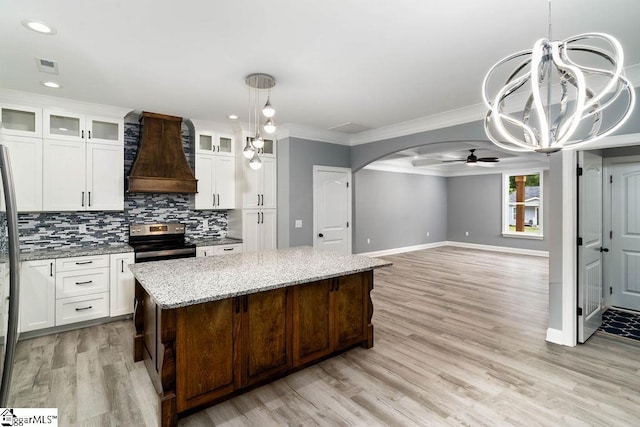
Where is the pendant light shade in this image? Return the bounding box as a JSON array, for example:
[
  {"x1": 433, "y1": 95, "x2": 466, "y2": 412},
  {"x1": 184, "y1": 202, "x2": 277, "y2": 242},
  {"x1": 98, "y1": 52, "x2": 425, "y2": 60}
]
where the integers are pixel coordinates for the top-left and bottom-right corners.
[
  {"x1": 249, "y1": 152, "x2": 263, "y2": 170},
  {"x1": 242, "y1": 140, "x2": 255, "y2": 159},
  {"x1": 253, "y1": 133, "x2": 265, "y2": 149},
  {"x1": 263, "y1": 118, "x2": 276, "y2": 134},
  {"x1": 262, "y1": 97, "x2": 275, "y2": 118}
]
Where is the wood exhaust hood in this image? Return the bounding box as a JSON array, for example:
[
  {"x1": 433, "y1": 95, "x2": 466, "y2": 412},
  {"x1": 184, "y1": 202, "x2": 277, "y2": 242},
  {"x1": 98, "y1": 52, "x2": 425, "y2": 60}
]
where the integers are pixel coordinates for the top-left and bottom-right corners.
[{"x1": 128, "y1": 112, "x2": 198, "y2": 193}]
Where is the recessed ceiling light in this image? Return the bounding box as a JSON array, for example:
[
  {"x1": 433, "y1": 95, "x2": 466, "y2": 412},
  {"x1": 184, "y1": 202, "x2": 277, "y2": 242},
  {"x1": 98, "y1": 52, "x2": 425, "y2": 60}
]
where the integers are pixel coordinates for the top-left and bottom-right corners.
[
  {"x1": 413, "y1": 155, "x2": 419, "y2": 159},
  {"x1": 22, "y1": 20, "x2": 57, "y2": 35},
  {"x1": 228, "y1": 114, "x2": 238, "y2": 120},
  {"x1": 42, "y1": 81, "x2": 61, "y2": 88}
]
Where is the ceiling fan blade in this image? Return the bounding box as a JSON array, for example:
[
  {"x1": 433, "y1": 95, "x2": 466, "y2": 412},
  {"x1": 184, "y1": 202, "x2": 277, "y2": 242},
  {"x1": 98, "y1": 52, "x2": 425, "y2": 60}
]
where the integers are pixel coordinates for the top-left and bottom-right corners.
[
  {"x1": 441, "y1": 159, "x2": 466, "y2": 163},
  {"x1": 477, "y1": 157, "x2": 499, "y2": 162}
]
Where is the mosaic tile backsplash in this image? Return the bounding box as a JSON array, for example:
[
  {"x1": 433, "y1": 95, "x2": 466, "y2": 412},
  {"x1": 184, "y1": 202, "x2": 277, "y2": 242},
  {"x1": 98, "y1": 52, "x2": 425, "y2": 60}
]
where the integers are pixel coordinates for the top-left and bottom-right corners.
[{"x1": 18, "y1": 121, "x2": 228, "y2": 252}]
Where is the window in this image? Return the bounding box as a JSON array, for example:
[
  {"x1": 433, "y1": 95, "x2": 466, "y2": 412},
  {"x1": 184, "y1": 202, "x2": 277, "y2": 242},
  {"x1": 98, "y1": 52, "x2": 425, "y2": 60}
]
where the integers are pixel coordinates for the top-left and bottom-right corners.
[{"x1": 502, "y1": 172, "x2": 543, "y2": 239}]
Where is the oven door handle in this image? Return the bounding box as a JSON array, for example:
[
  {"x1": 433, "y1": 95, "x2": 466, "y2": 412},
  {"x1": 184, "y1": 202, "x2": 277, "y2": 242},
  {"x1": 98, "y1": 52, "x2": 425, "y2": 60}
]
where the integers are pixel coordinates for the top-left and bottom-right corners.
[{"x1": 135, "y1": 248, "x2": 196, "y2": 261}]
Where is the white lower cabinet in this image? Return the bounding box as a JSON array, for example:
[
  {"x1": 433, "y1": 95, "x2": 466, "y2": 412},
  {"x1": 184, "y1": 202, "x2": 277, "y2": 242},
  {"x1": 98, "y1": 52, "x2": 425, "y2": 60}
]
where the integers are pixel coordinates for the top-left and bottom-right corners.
[
  {"x1": 55, "y1": 255, "x2": 110, "y2": 324},
  {"x1": 242, "y1": 209, "x2": 277, "y2": 252},
  {"x1": 55, "y1": 292, "x2": 109, "y2": 326},
  {"x1": 19, "y1": 252, "x2": 135, "y2": 333},
  {"x1": 19, "y1": 259, "x2": 56, "y2": 333},
  {"x1": 110, "y1": 253, "x2": 135, "y2": 317},
  {"x1": 196, "y1": 243, "x2": 242, "y2": 257}
]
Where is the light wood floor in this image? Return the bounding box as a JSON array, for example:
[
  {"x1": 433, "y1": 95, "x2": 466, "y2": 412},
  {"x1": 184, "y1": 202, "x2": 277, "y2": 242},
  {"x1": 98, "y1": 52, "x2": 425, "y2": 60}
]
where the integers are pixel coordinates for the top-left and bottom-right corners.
[{"x1": 9, "y1": 247, "x2": 640, "y2": 426}]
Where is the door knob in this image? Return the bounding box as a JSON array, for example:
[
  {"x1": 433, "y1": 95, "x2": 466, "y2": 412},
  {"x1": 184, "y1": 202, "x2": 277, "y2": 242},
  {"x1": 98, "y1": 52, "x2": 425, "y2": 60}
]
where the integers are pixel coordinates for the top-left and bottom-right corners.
[
  {"x1": 318, "y1": 233, "x2": 324, "y2": 237},
  {"x1": 599, "y1": 247, "x2": 609, "y2": 253}
]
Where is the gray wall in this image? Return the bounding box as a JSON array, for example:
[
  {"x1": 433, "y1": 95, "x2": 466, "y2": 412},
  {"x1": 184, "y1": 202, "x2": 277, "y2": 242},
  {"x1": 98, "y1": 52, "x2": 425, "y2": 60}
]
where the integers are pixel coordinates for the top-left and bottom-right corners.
[
  {"x1": 277, "y1": 137, "x2": 351, "y2": 248},
  {"x1": 446, "y1": 172, "x2": 549, "y2": 251},
  {"x1": 354, "y1": 169, "x2": 447, "y2": 253}
]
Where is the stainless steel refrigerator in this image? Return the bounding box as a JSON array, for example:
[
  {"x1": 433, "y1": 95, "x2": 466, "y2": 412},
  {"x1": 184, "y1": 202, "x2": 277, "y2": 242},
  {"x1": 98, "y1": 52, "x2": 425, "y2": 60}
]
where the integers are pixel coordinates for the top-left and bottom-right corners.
[{"x1": 0, "y1": 144, "x2": 20, "y2": 406}]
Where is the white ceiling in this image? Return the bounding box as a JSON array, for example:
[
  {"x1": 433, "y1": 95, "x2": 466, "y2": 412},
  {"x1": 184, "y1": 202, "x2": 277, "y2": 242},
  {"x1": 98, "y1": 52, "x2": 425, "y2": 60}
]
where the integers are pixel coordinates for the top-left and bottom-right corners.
[{"x1": 1, "y1": 0, "x2": 639, "y2": 171}]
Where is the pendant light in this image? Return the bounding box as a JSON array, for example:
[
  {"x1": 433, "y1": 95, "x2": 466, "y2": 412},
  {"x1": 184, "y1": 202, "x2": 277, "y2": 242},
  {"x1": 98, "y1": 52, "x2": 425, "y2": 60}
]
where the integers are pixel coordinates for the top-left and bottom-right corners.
[
  {"x1": 263, "y1": 118, "x2": 276, "y2": 134},
  {"x1": 482, "y1": 0, "x2": 634, "y2": 153},
  {"x1": 244, "y1": 73, "x2": 278, "y2": 169}
]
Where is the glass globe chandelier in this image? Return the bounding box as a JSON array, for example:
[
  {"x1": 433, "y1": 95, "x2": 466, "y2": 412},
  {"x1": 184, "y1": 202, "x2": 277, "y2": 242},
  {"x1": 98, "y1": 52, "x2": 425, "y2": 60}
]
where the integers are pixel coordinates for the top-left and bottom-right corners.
[
  {"x1": 243, "y1": 73, "x2": 277, "y2": 169},
  {"x1": 482, "y1": 1, "x2": 634, "y2": 154}
]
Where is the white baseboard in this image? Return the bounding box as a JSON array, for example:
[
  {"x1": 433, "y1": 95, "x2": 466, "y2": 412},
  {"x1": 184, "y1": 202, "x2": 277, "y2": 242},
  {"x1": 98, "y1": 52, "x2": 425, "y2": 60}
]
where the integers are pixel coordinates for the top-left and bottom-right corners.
[
  {"x1": 445, "y1": 241, "x2": 549, "y2": 257},
  {"x1": 545, "y1": 328, "x2": 565, "y2": 345},
  {"x1": 358, "y1": 241, "x2": 447, "y2": 257},
  {"x1": 358, "y1": 240, "x2": 549, "y2": 258}
]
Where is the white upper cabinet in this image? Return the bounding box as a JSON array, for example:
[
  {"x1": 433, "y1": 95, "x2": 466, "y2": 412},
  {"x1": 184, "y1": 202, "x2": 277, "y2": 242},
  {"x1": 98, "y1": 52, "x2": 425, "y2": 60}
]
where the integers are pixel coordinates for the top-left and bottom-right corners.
[
  {"x1": 0, "y1": 136, "x2": 43, "y2": 211},
  {"x1": 0, "y1": 104, "x2": 42, "y2": 137},
  {"x1": 196, "y1": 131, "x2": 235, "y2": 156},
  {"x1": 44, "y1": 110, "x2": 85, "y2": 141},
  {"x1": 42, "y1": 139, "x2": 123, "y2": 212},
  {"x1": 86, "y1": 143, "x2": 124, "y2": 210},
  {"x1": 87, "y1": 115, "x2": 123, "y2": 144},
  {"x1": 195, "y1": 154, "x2": 235, "y2": 210},
  {"x1": 42, "y1": 139, "x2": 87, "y2": 211},
  {"x1": 44, "y1": 110, "x2": 123, "y2": 145},
  {"x1": 242, "y1": 156, "x2": 276, "y2": 209}
]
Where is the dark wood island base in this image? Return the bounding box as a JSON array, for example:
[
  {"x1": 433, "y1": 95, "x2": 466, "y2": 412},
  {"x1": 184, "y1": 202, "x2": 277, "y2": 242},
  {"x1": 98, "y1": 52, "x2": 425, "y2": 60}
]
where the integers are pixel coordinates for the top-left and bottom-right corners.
[{"x1": 134, "y1": 271, "x2": 375, "y2": 427}]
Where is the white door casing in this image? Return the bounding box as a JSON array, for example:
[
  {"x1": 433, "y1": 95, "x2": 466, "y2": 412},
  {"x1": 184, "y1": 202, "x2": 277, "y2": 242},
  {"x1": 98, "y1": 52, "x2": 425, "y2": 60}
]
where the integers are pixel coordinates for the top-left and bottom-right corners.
[
  {"x1": 578, "y1": 151, "x2": 604, "y2": 343},
  {"x1": 610, "y1": 161, "x2": 640, "y2": 311},
  {"x1": 313, "y1": 166, "x2": 352, "y2": 254}
]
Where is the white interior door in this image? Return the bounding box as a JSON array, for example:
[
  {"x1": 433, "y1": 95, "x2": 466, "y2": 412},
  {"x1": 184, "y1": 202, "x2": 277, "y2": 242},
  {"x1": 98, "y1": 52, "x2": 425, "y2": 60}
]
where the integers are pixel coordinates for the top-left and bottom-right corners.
[
  {"x1": 313, "y1": 166, "x2": 352, "y2": 254},
  {"x1": 610, "y1": 162, "x2": 640, "y2": 311},
  {"x1": 578, "y1": 151, "x2": 604, "y2": 343}
]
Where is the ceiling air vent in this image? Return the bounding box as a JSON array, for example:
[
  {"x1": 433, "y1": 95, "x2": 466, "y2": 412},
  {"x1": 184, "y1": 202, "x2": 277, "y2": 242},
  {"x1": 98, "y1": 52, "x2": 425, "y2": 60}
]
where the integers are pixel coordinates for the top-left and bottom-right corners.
[
  {"x1": 35, "y1": 58, "x2": 59, "y2": 74},
  {"x1": 328, "y1": 122, "x2": 371, "y2": 134}
]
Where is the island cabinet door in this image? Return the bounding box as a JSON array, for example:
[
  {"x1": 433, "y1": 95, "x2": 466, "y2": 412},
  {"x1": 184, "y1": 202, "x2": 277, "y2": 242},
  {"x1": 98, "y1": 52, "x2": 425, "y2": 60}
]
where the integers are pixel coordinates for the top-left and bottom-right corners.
[
  {"x1": 292, "y1": 279, "x2": 334, "y2": 366},
  {"x1": 175, "y1": 298, "x2": 240, "y2": 413},
  {"x1": 239, "y1": 288, "x2": 292, "y2": 387},
  {"x1": 334, "y1": 273, "x2": 369, "y2": 351}
]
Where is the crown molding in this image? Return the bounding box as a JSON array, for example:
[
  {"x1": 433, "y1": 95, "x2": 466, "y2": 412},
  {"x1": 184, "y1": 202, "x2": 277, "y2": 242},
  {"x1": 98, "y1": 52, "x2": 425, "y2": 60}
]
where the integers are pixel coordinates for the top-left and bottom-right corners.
[
  {"x1": 0, "y1": 88, "x2": 131, "y2": 118},
  {"x1": 278, "y1": 123, "x2": 351, "y2": 145},
  {"x1": 349, "y1": 103, "x2": 487, "y2": 146}
]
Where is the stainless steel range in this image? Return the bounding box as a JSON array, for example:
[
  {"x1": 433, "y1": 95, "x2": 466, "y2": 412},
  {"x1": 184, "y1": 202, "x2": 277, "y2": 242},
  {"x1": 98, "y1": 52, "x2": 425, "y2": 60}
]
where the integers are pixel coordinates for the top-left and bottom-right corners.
[{"x1": 128, "y1": 223, "x2": 196, "y2": 263}]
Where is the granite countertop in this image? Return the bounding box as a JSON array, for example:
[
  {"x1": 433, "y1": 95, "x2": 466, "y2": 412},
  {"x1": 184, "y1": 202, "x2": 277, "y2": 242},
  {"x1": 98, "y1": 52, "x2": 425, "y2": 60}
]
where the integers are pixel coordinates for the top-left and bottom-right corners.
[
  {"x1": 188, "y1": 237, "x2": 243, "y2": 247},
  {"x1": 20, "y1": 243, "x2": 134, "y2": 262},
  {"x1": 130, "y1": 246, "x2": 392, "y2": 309}
]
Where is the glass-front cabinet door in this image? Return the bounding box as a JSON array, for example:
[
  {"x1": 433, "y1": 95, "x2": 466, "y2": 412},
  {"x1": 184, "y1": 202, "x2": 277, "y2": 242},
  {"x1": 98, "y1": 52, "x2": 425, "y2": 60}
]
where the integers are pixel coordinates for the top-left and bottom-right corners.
[
  {"x1": 196, "y1": 132, "x2": 215, "y2": 154},
  {"x1": 43, "y1": 110, "x2": 85, "y2": 141},
  {"x1": 0, "y1": 104, "x2": 42, "y2": 137},
  {"x1": 260, "y1": 138, "x2": 276, "y2": 156},
  {"x1": 87, "y1": 116, "x2": 123, "y2": 145},
  {"x1": 217, "y1": 134, "x2": 234, "y2": 156}
]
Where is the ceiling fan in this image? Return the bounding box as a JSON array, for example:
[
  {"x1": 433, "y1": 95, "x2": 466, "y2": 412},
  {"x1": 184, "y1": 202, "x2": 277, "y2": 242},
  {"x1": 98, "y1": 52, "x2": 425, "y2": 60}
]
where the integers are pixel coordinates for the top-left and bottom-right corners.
[{"x1": 442, "y1": 149, "x2": 499, "y2": 165}]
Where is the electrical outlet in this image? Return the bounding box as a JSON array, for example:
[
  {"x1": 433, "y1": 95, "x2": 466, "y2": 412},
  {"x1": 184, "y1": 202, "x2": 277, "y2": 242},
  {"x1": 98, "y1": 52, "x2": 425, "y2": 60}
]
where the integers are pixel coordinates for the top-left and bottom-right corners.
[
  {"x1": 426, "y1": 231, "x2": 430, "y2": 237},
  {"x1": 465, "y1": 231, "x2": 469, "y2": 236},
  {"x1": 367, "y1": 238, "x2": 371, "y2": 244},
  {"x1": 295, "y1": 220, "x2": 302, "y2": 228},
  {"x1": 79, "y1": 224, "x2": 87, "y2": 234},
  {"x1": 203, "y1": 219, "x2": 209, "y2": 231}
]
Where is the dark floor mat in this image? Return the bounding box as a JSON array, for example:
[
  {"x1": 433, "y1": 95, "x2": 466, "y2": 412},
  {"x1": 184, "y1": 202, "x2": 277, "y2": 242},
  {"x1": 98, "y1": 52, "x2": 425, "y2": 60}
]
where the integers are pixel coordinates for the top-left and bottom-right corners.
[{"x1": 599, "y1": 308, "x2": 640, "y2": 342}]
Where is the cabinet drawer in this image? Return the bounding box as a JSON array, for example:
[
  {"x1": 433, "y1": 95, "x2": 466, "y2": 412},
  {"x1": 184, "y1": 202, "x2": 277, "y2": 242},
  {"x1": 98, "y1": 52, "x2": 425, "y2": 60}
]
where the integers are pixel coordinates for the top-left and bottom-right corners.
[
  {"x1": 56, "y1": 268, "x2": 109, "y2": 299},
  {"x1": 55, "y1": 292, "x2": 109, "y2": 326},
  {"x1": 214, "y1": 244, "x2": 242, "y2": 255},
  {"x1": 56, "y1": 255, "x2": 109, "y2": 272}
]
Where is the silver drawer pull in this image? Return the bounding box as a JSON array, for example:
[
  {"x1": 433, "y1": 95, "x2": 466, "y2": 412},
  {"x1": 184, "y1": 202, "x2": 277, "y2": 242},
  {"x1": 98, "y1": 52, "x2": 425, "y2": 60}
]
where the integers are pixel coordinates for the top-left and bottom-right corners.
[
  {"x1": 223, "y1": 248, "x2": 234, "y2": 251},
  {"x1": 75, "y1": 261, "x2": 93, "y2": 265},
  {"x1": 75, "y1": 306, "x2": 92, "y2": 312},
  {"x1": 75, "y1": 280, "x2": 93, "y2": 285}
]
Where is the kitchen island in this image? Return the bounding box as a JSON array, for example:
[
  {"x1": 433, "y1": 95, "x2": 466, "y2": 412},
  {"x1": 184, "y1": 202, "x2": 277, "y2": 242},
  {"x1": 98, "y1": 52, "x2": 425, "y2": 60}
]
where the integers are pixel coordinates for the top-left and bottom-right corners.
[{"x1": 130, "y1": 246, "x2": 391, "y2": 427}]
